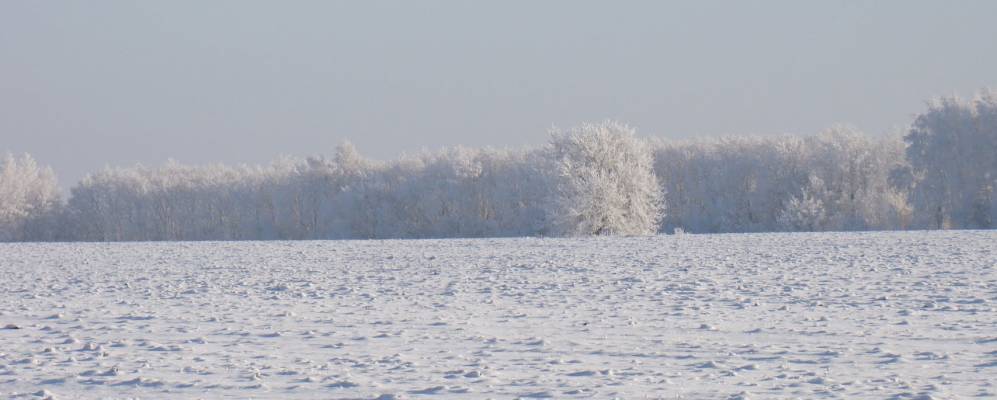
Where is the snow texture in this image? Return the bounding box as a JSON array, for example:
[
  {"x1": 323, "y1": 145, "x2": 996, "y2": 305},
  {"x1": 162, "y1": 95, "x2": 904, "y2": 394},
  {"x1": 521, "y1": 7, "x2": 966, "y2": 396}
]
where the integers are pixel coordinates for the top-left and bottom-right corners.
[{"x1": 1, "y1": 230, "x2": 995, "y2": 399}]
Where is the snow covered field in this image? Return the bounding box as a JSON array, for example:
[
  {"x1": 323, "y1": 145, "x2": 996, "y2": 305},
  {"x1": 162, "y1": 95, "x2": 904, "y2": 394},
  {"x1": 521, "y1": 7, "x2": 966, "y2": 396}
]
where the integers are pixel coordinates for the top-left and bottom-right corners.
[{"x1": 1, "y1": 231, "x2": 995, "y2": 399}]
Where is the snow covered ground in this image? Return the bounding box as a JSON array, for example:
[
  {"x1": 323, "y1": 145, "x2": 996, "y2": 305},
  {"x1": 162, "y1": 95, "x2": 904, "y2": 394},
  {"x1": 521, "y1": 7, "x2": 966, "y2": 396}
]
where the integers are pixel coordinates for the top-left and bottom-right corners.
[{"x1": 1, "y1": 231, "x2": 995, "y2": 399}]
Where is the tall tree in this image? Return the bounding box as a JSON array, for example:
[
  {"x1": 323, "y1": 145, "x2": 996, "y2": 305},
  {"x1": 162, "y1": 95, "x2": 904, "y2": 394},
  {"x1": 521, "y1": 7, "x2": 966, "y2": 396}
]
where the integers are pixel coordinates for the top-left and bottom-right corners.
[
  {"x1": 0, "y1": 153, "x2": 61, "y2": 241},
  {"x1": 546, "y1": 121, "x2": 664, "y2": 236}
]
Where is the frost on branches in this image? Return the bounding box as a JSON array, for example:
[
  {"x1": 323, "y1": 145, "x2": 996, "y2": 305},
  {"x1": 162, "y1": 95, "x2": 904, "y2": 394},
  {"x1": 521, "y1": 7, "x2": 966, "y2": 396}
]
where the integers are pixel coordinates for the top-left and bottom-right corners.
[
  {"x1": 904, "y1": 91, "x2": 997, "y2": 229},
  {"x1": 0, "y1": 154, "x2": 61, "y2": 241},
  {"x1": 546, "y1": 121, "x2": 663, "y2": 236},
  {"x1": 2, "y1": 88, "x2": 996, "y2": 242}
]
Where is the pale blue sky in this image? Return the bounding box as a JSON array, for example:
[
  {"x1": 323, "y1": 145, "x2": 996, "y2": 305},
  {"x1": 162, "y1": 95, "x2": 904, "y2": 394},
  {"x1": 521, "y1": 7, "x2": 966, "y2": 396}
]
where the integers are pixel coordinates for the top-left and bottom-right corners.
[{"x1": 3, "y1": 1, "x2": 996, "y2": 187}]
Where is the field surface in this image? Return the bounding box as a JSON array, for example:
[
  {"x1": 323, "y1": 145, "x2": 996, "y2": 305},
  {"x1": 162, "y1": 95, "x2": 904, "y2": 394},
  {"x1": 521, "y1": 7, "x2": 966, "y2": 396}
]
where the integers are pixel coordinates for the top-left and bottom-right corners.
[{"x1": 1, "y1": 231, "x2": 996, "y2": 399}]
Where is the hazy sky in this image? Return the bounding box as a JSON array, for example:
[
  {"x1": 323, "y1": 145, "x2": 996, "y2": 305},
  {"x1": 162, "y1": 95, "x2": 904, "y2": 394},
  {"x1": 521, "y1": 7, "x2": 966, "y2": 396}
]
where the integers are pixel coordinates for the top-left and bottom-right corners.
[{"x1": 3, "y1": 1, "x2": 997, "y2": 187}]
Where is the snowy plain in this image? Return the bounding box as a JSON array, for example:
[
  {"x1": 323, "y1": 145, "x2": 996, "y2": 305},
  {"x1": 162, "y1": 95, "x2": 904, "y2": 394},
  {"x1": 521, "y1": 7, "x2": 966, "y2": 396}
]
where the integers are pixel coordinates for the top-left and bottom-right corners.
[{"x1": 1, "y1": 231, "x2": 995, "y2": 399}]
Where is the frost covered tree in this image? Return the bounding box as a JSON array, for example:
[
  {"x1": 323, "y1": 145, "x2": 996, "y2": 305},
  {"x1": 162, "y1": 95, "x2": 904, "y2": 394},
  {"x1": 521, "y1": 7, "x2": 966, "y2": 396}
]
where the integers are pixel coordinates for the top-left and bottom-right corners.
[
  {"x1": 652, "y1": 127, "x2": 908, "y2": 233},
  {"x1": 0, "y1": 153, "x2": 61, "y2": 241},
  {"x1": 797, "y1": 126, "x2": 910, "y2": 231},
  {"x1": 47, "y1": 120, "x2": 916, "y2": 241},
  {"x1": 904, "y1": 90, "x2": 997, "y2": 229},
  {"x1": 777, "y1": 175, "x2": 827, "y2": 231},
  {"x1": 337, "y1": 145, "x2": 546, "y2": 239},
  {"x1": 15, "y1": 87, "x2": 997, "y2": 242},
  {"x1": 545, "y1": 121, "x2": 664, "y2": 236},
  {"x1": 56, "y1": 142, "x2": 552, "y2": 241}
]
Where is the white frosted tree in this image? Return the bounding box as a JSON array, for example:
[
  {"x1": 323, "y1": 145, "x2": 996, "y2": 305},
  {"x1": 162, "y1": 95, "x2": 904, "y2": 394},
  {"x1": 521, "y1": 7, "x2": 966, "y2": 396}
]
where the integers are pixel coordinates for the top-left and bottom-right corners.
[
  {"x1": 545, "y1": 121, "x2": 664, "y2": 236},
  {"x1": 652, "y1": 135, "x2": 811, "y2": 233},
  {"x1": 652, "y1": 127, "x2": 908, "y2": 234},
  {"x1": 777, "y1": 175, "x2": 828, "y2": 231},
  {"x1": 802, "y1": 126, "x2": 910, "y2": 231},
  {"x1": 905, "y1": 90, "x2": 997, "y2": 229},
  {"x1": 0, "y1": 153, "x2": 62, "y2": 241},
  {"x1": 24, "y1": 101, "x2": 991, "y2": 241}
]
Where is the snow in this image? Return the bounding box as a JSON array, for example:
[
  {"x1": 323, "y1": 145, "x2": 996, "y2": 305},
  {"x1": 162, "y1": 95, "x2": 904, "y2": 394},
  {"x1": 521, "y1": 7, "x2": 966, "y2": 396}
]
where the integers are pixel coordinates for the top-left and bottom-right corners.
[{"x1": 1, "y1": 230, "x2": 995, "y2": 399}]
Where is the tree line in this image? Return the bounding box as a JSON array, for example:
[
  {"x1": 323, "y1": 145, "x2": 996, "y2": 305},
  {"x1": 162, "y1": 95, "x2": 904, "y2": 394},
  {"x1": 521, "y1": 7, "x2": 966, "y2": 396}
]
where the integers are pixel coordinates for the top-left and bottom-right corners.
[{"x1": 2, "y1": 91, "x2": 995, "y2": 242}]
